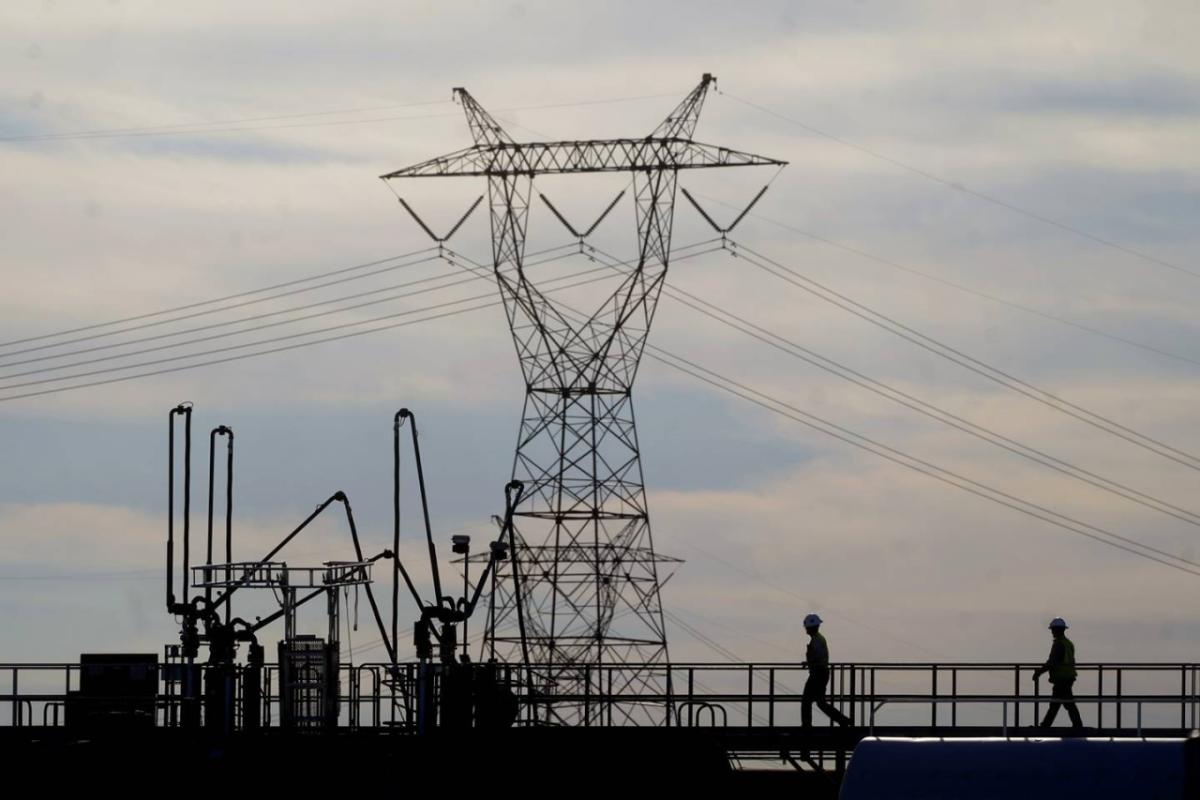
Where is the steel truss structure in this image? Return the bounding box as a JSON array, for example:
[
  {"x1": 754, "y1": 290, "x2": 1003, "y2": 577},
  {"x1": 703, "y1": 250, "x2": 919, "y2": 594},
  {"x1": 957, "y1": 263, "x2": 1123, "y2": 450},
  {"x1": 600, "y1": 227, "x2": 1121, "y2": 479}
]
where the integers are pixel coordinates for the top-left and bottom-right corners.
[{"x1": 382, "y1": 74, "x2": 784, "y2": 722}]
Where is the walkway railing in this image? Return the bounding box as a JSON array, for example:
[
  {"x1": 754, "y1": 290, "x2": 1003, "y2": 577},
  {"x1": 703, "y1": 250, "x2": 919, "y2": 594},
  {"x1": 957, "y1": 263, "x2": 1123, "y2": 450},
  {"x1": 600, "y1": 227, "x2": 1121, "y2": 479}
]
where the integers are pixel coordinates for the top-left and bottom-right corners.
[{"x1": 3, "y1": 661, "x2": 1197, "y2": 733}]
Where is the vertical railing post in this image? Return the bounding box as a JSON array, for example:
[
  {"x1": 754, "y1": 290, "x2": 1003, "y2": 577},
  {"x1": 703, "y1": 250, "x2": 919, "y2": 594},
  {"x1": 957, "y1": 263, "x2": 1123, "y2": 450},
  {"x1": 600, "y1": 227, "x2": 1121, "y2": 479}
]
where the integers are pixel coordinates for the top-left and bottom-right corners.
[
  {"x1": 664, "y1": 666, "x2": 672, "y2": 728},
  {"x1": 747, "y1": 664, "x2": 754, "y2": 728},
  {"x1": 1097, "y1": 665, "x2": 1103, "y2": 729},
  {"x1": 1185, "y1": 662, "x2": 1195, "y2": 734},
  {"x1": 584, "y1": 664, "x2": 591, "y2": 727},
  {"x1": 12, "y1": 668, "x2": 18, "y2": 727},
  {"x1": 1033, "y1": 672, "x2": 1041, "y2": 724},
  {"x1": 1014, "y1": 665, "x2": 1021, "y2": 728},
  {"x1": 1117, "y1": 668, "x2": 1123, "y2": 730},
  {"x1": 849, "y1": 666, "x2": 856, "y2": 726},
  {"x1": 1182, "y1": 664, "x2": 1188, "y2": 731},
  {"x1": 951, "y1": 669, "x2": 957, "y2": 728},
  {"x1": 607, "y1": 667, "x2": 613, "y2": 727},
  {"x1": 930, "y1": 664, "x2": 938, "y2": 727},
  {"x1": 768, "y1": 668, "x2": 775, "y2": 728},
  {"x1": 687, "y1": 668, "x2": 695, "y2": 727},
  {"x1": 871, "y1": 667, "x2": 876, "y2": 729}
]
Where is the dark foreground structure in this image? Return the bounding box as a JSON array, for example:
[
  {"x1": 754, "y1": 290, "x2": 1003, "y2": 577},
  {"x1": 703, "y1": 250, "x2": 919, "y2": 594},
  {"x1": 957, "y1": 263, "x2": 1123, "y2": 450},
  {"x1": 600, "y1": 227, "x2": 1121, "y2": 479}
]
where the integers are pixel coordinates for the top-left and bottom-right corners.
[{"x1": 3, "y1": 658, "x2": 1197, "y2": 794}]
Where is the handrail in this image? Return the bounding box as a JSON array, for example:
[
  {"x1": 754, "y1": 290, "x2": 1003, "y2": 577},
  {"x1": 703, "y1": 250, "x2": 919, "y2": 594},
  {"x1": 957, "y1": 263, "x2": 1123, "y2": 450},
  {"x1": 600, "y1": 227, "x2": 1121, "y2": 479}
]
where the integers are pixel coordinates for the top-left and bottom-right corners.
[{"x1": 3, "y1": 661, "x2": 1196, "y2": 731}]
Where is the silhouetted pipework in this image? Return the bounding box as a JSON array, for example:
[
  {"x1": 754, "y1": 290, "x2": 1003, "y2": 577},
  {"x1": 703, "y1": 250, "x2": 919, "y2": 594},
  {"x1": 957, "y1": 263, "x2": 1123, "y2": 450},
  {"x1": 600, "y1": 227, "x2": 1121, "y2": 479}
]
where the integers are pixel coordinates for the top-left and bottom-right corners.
[{"x1": 382, "y1": 73, "x2": 786, "y2": 724}]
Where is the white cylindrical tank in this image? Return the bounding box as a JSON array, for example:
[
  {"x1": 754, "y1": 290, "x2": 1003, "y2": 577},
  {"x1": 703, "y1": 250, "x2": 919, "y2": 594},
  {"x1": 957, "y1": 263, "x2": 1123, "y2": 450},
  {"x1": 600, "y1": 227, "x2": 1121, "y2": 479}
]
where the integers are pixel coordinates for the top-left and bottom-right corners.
[{"x1": 839, "y1": 737, "x2": 1192, "y2": 800}]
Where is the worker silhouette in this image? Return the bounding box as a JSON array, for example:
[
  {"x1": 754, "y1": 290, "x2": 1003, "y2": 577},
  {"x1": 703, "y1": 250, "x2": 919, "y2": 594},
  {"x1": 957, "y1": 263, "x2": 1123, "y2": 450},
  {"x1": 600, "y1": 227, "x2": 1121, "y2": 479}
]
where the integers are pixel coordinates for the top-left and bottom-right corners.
[
  {"x1": 801, "y1": 613, "x2": 851, "y2": 728},
  {"x1": 1033, "y1": 616, "x2": 1083, "y2": 730}
]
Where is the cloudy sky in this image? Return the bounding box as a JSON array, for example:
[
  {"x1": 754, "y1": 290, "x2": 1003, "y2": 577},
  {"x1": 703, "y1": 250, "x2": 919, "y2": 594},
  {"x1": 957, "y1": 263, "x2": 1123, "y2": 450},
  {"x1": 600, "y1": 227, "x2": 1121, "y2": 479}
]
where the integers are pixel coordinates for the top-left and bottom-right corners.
[{"x1": 2, "y1": 0, "x2": 1198, "y2": 678}]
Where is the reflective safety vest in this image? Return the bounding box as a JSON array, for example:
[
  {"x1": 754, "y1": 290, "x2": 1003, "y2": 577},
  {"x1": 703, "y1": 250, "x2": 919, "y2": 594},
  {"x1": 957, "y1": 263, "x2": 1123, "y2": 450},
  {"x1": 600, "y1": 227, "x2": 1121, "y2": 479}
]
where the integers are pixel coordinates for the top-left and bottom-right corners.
[{"x1": 1049, "y1": 636, "x2": 1077, "y2": 683}]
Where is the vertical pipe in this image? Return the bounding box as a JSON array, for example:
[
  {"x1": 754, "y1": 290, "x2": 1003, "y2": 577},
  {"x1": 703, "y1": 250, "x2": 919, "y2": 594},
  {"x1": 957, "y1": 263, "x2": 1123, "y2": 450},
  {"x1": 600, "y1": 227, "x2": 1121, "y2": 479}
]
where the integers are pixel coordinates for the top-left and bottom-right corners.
[
  {"x1": 392, "y1": 411, "x2": 402, "y2": 675},
  {"x1": 500, "y1": 481, "x2": 532, "y2": 696},
  {"x1": 206, "y1": 428, "x2": 217, "y2": 604},
  {"x1": 168, "y1": 408, "x2": 176, "y2": 610},
  {"x1": 462, "y1": 556, "x2": 470, "y2": 660},
  {"x1": 182, "y1": 409, "x2": 191, "y2": 606},
  {"x1": 167, "y1": 404, "x2": 193, "y2": 611},
  {"x1": 223, "y1": 428, "x2": 233, "y2": 620},
  {"x1": 487, "y1": 565, "x2": 497, "y2": 662}
]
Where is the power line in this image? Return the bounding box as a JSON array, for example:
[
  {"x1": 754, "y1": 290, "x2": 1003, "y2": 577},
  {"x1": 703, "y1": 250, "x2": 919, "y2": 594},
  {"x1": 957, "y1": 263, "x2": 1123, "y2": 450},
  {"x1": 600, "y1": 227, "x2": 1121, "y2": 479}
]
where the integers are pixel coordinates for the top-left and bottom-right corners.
[
  {"x1": 12, "y1": 234, "x2": 1194, "y2": 531},
  {"x1": 0, "y1": 257, "x2": 451, "y2": 377},
  {"x1": 0, "y1": 243, "x2": 720, "y2": 392},
  {"x1": 1, "y1": 101, "x2": 450, "y2": 142},
  {"x1": 0, "y1": 265, "x2": 619, "y2": 393},
  {"x1": 645, "y1": 346, "x2": 1200, "y2": 578},
  {"x1": 695, "y1": 193, "x2": 1200, "y2": 371},
  {"x1": 582, "y1": 245, "x2": 1200, "y2": 529},
  {"x1": 6, "y1": 244, "x2": 1194, "y2": 578},
  {"x1": 442, "y1": 250, "x2": 1200, "y2": 578},
  {"x1": 0, "y1": 247, "x2": 717, "y2": 403},
  {"x1": 0, "y1": 246, "x2": 439, "y2": 350},
  {"x1": 0, "y1": 241, "x2": 592, "y2": 364},
  {"x1": 0, "y1": 245, "x2": 596, "y2": 379},
  {"x1": 3, "y1": 91, "x2": 681, "y2": 144},
  {"x1": 720, "y1": 91, "x2": 1200, "y2": 282},
  {"x1": 728, "y1": 240, "x2": 1200, "y2": 472},
  {"x1": 0, "y1": 251, "x2": 441, "y2": 359}
]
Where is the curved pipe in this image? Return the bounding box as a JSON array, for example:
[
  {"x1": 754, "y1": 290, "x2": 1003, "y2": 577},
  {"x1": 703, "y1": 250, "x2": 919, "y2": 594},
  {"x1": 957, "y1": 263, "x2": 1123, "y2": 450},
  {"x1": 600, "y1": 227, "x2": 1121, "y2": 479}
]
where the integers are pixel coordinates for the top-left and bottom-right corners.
[
  {"x1": 501, "y1": 480, "x2": 533, "y2": 673},
  {"x1": 205, "y1": 425, "x2": 233, "y2": 612},
  {"x1": 209, "y1": 490, "x2": 419, "y2": 669},
  {"x1": 167, "y1": 402, "x2": 193, "y2": 613},
  {"x1": 396, "y1": 408, "x2": 444, "y2": 606}
]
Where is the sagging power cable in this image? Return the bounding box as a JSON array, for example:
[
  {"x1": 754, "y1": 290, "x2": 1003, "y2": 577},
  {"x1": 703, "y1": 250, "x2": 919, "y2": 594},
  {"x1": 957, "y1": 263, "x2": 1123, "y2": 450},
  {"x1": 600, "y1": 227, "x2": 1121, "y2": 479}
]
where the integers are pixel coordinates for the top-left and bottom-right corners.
[
  {"x1": 727, "y1": 240, "x2": 1200, "y2": 473},
  {"x1": 719, "y1": 90, "x2": 1200, "y2": 282},
  {"x1": 443, "y1": 249, "x2": 1200, "y2": 579},
  {"x1": 581, "y1": 244, "x2": 1200, "y2": 529}
]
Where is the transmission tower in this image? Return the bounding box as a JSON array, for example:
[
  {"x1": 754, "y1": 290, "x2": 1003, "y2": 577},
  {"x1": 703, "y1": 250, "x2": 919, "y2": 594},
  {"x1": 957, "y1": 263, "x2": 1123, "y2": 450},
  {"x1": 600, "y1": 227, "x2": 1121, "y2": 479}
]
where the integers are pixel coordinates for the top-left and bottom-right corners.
[{"x1": 382, "y1": 74, "x2": 784, "y2": 722}]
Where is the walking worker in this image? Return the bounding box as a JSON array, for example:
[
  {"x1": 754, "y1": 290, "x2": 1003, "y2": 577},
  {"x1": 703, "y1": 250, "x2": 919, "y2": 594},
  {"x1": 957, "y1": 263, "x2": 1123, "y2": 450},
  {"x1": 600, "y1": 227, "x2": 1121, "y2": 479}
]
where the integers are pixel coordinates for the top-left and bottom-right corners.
[
  {"x1": 1032, "y1": 616, "x2": 1083, "y2": 730},
  {"x1": 801, "y1": 613, "x2": 851, "y2": 728}
]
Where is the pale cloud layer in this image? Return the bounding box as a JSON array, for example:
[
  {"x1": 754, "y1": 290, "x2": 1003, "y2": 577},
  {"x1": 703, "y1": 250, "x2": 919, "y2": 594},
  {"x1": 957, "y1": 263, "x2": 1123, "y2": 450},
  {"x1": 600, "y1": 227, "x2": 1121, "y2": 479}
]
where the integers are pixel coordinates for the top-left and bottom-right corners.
[{"x1": 1, "y1": 1, "x2": 1198, "y2": 666}]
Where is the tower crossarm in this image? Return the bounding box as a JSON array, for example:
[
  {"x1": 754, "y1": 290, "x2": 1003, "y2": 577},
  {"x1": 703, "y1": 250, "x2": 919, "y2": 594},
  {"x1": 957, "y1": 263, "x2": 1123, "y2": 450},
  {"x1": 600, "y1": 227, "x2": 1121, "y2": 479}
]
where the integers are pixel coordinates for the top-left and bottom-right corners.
[{"x1": 380, "y1": 138, "x2": 785, "y2": 179}]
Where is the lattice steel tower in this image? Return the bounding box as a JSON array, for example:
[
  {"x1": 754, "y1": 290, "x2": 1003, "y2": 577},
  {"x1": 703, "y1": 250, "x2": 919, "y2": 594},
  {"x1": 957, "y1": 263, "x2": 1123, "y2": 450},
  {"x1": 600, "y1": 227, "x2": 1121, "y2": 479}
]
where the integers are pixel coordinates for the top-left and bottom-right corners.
[{"x1": 382, "y1": 75, "x2": 784, "y2": 719}]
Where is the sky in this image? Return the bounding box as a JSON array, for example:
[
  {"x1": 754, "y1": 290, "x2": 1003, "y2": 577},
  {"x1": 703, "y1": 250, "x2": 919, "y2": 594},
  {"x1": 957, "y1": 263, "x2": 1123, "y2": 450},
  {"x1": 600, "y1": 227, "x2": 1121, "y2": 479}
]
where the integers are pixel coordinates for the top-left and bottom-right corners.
[{"x1": 1, "y1": 0, "x2": 1198, "y2": 678}]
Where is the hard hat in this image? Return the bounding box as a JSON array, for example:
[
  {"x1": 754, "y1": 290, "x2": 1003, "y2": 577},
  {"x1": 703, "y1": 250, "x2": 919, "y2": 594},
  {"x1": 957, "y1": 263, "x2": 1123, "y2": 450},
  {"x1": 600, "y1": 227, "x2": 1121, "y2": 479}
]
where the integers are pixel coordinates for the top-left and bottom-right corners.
[
  {"x1": 803, "y1": 613, "x2": 823, "y2": 628},
  {"x1": 1048, "y1": 617, "x2": 1068, "y2": 629}
]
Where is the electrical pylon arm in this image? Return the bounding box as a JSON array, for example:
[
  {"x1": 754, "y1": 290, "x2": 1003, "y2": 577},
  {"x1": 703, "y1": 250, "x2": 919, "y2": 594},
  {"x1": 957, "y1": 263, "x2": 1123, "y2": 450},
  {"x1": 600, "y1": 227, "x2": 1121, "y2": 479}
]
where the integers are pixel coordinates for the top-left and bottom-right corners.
[{"x1": 380, "y1": 138, "x2": 785, "y2": 179}]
